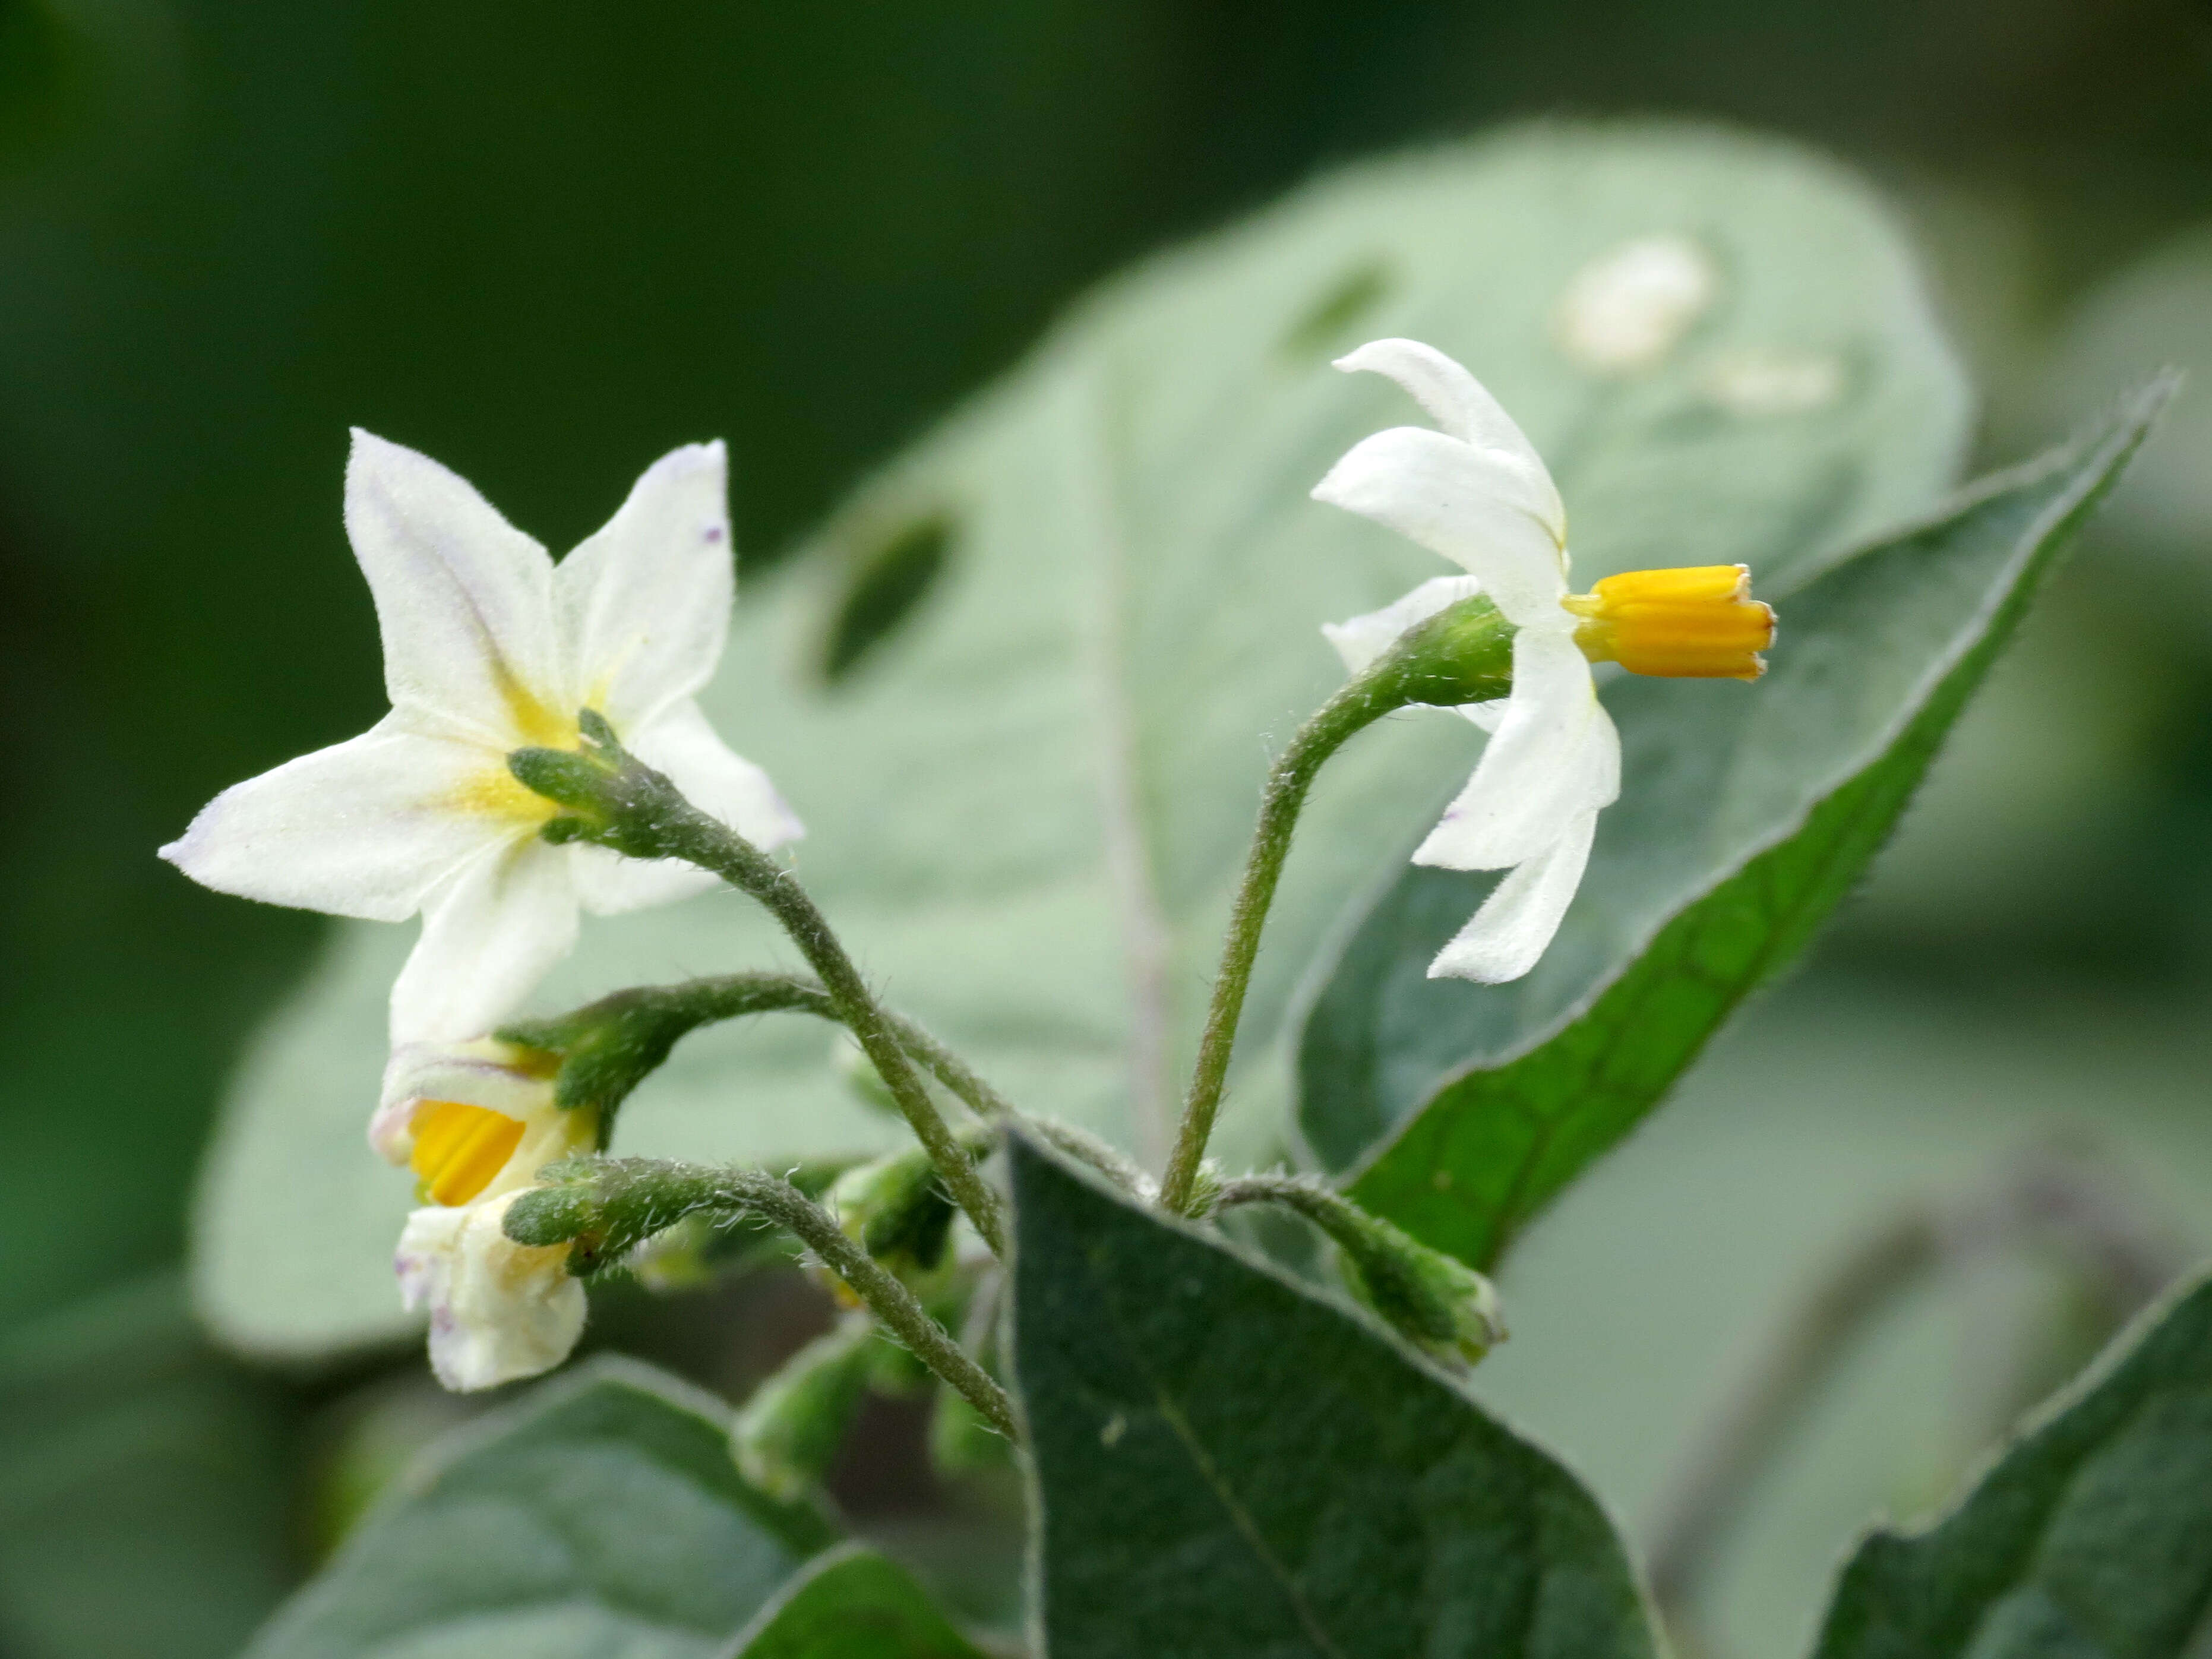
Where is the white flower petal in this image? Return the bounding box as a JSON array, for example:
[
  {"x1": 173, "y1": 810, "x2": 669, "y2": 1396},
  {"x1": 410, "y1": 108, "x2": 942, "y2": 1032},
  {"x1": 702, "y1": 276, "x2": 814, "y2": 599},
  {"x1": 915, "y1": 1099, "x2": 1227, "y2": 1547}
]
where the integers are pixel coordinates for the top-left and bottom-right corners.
[
  {"x1": 346, "y1": 430, "x2": 561, "y2": 745},
  {"x1": 555, "y1": 442, "x2": 734, "y2": 730},
  {"x1": 1332, "y1": 339, "x2": 1565, "y2": 535},
  {"x1": 397, "y1": 1193, "x2": 586, "y2": 1392},
  {"x1": 1458, "y1": 700, "x2": 1511, "y2": 734},
  {"x1": 373, "y1": 1038, "x2": 558, "y2": 1165},
  {"x1": 1426, "y1": 810, "x2": 1597, "y2": 984},
  {"x1": 568, "y1": 698, "x2": 803, "y2": 917},
  {"x1": 1322, "y1": 574, "x2": 1486, "y2": 678},
  {"x1": 1413, "y1": 628, "x2": 1619, "y2": 870},
  {"x1": 1312, "y1": 426, "x2": 1567, "y2": 627},
  {"x1": 390, "y1": 837, "x2": 580, "y2": 1042},
  {"x1": 159, "y1": 718, "x2": 510, "y2": 922}
]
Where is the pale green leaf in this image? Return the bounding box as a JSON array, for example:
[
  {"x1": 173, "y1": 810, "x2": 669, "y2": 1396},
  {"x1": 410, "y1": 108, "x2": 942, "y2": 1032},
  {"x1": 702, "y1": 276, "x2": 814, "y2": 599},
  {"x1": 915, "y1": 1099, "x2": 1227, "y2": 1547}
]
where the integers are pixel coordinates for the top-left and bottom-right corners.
[
  {"x1": 194, "y1": 122, "x2": 1968, "y2": 1358},
  {"x1": 1305, "y1": 385, "x2": 2169, "y2": 1269},
  {"x1": 1006, "y1": 1129, "x2": 1658, "y2": 1658},
  {"x1": 246, "y1": 1358, "x2": 832, "y2": 1659},
  {"x1": 1811, "y1": 1266, "x2": 2212, "y2": 1659}
]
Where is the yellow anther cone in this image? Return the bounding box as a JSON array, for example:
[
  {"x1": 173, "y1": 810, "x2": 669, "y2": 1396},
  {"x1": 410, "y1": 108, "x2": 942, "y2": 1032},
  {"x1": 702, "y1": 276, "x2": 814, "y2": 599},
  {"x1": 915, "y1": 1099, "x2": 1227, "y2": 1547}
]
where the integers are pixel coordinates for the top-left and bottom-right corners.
[
  {"x1": 409, "y1": 1099, "x2": 526, "y2": 1206},
  {"x1": 1565, "y1": 564, "x2": 1775, "y2": 681}
]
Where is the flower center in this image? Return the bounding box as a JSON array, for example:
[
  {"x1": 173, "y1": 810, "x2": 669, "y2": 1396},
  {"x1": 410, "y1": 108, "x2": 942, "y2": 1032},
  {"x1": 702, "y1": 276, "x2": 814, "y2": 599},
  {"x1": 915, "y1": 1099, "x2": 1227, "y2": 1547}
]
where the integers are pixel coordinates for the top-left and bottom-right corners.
[
  {"x1": 1563, "y1": 564, "x2": 1775, "y2": 680},
  {"x1": 409, "y1": 1099, "x2": 526, "y2": 1206}
]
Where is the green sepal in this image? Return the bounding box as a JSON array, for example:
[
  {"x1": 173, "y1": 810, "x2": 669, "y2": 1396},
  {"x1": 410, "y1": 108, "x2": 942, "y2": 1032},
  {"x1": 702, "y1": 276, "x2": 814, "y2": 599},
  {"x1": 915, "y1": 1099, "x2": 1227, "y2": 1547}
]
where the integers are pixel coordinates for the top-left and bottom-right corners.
[
  {"x1": 504, "y1": 1155, "x2": 772, "y2": 1276},
  {"x1": 731, "y1": 1313, "x2": 878, "y2": 1502},
  {"x1": 827, "y1": 1130, "x2": 994, "y2": 1280},
  {"x1": 507, "y1": 708, "x2": 687, "y2": 859},
  {"x1": 1362, "y1": 592, "x2": 1516, "y2": 711},
  {"x1": 497, "y1": 972, "x2": 855, "y2": 1145}
]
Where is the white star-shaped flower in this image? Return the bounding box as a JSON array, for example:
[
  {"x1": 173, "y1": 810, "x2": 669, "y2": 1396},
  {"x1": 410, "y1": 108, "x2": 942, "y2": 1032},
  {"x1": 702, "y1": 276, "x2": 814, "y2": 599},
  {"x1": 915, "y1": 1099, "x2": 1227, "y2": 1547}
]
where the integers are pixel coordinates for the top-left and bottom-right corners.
[
  {"x1": 1313, "y1": 338, "x2": 1621, "y2": 984},
  {"x1": 1315, "y1": 339, "x2": 1773, "y2": 984},
  {"x1": 162, "y1": 433, "x2": 801, "y2": 1040}
]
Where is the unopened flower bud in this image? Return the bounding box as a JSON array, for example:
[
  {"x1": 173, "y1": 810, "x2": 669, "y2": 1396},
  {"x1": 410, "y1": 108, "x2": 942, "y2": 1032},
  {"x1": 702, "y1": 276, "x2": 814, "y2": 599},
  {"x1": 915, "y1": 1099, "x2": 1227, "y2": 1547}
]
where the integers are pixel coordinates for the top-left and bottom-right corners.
[
  {"x1": 731, "y1": 1314, "x2": 876, "y2": 1500},
  {"x1": 1565, "y1": 564, "x2": 1775, "y2": 680},
  {"x1": 828, "y1": 1145, "x2": 961, "y2": 1278},
  {"x1": 1336, "y1": 1221, "x2": 1508, "y2": 1367},
  {"x1": 930, "y1": 1377, "x2": 1013, "y2": 1477}
]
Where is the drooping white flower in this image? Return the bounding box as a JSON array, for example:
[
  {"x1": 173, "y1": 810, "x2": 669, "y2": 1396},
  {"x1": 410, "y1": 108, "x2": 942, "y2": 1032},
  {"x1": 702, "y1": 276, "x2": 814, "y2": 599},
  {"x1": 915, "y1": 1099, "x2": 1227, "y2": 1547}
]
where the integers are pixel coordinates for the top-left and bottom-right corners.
[
  {"x1": 162, "y1": 434, "x2": 801, "y2": 1041},
  {"x1": 1313, "y1": 338, "x2": 1771, "y2": 984},
  {"x1": 397, "y1": 1193, "x2": 583, "y2": 1392},
  {"x1": 381, "y1": 1038, "x2": 595, "y2": 1390}
]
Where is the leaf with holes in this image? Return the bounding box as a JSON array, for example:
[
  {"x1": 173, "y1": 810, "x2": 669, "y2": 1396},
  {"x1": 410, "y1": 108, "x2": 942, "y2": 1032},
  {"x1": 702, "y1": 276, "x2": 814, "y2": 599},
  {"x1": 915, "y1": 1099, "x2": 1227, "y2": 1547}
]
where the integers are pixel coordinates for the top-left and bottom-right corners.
[
  {"x1": 1006, "y1": 1130, "x2": 1658, "y2": 1658},
  {"x1": 245, "y1": 1359, "x2": 834, "y2": 1659},
  {"x1": 1302, "y1": 387, "x2": 2168, "y2": 1270},
  {"x1": 723, "y1": 1545, "x2": 988, "y2": 1659},
  {"x1": 1811, "y1": 1265, "x2": 2212, "y2": 1659},
  {"x1": 195, "y1": 122, "x2": 1969, "y2": 1358}
]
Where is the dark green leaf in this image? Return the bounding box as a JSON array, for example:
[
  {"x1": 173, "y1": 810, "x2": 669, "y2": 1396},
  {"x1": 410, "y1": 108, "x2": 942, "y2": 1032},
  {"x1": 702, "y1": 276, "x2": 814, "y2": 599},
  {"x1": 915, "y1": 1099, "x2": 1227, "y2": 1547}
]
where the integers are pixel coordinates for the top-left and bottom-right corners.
[
  {"x1": 722, "y1": 1545, "x2": 987, "y2": 1659},
  {"x1": 1303, "y1": 384, "x2": 2172, "y2": 1269},
  {"x1": 1812, "y1": 1265, "x2": 2212, "y2": 1659},
  {"x1": 247, "y1": 1357, "x2": 833, "y2": 1659},
  {"x1": 1005, "y1": 1130, "x2": 1657, "y2": 1659}
]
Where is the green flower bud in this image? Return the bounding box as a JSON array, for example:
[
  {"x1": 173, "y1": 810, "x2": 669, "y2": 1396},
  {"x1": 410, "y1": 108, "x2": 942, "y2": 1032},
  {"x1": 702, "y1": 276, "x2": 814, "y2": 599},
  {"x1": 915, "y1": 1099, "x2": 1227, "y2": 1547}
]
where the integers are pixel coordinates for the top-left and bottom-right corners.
[
  {"x1": 1335, "y1": 1215, "x2": 1506, "y2": 1367},
  {"x1": 829, "y1": 1145, "x2": 959, "y2": 1278},
  {"x1": 732, "y1": 1314, "x2": 876, "y2": 1500},
  {"x1": 930, "y1": 1378, "x2": 1013, "y2": 1477}
]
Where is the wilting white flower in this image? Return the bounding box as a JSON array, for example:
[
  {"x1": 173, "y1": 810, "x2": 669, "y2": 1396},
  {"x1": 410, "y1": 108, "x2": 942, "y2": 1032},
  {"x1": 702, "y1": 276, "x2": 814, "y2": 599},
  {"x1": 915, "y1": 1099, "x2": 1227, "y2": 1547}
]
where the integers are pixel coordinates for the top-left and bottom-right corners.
[
  {"x1": 381, "y1": 1038, "x2": 595, "y2": 1391},
  {"x1": 161, "y1": 434, "x2": 801, "y2": 1041},
  {"x1": 397, "y1": 1193, "x2": 583, "y2": 1392},
  {"x1": 1313, "y1": 339, "x2": 1772, "y2": 984}
]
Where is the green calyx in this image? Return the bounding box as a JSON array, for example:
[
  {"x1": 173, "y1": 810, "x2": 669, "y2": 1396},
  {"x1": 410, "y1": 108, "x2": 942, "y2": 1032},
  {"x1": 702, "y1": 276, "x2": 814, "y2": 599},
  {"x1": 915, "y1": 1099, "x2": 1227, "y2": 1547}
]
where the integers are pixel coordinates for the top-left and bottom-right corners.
[
  {"x1": 507, "y1": 708, "x2": 684, "y2": 858},
  {"x1": 1357, "y1": 593, "x2": 1516, "y2": 715},
  {"x1": 829, "y1": 1129, "x2": 996, "y2": 1279},
  {"x1": 497, "y1": 972, "x2": 848, "y2": 1143}
]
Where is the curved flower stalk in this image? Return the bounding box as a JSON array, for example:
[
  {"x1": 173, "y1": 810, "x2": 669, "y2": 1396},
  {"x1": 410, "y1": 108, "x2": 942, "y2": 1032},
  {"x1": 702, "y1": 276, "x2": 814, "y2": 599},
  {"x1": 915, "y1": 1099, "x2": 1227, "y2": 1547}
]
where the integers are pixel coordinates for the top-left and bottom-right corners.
[
  {"x1": 160, "y1": 434, "x2": 801, "y2": 1041},
  {"x1": 1314, "y1": 338, "x2": 1772, "y2": 984},
  {"x1": 377, "y1": 1039, "x2": 599, "y2": 1390}
]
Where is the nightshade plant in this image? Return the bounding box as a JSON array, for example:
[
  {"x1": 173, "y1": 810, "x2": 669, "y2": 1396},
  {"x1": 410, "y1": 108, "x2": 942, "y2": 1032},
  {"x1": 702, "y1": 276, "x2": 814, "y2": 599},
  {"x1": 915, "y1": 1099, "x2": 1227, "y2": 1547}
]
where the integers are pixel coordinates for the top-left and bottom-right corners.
[{"x1": 176, "y1": 127, "x2": 2202, "y2": 1658}]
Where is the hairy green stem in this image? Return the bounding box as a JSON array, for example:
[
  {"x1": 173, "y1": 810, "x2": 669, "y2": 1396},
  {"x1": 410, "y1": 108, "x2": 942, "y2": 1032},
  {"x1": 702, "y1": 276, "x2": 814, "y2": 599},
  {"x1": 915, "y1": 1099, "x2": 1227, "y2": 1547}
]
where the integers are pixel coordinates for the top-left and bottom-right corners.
[
  {"x1": 524, "y1": 1158, "x2": 1017, "y2": 1441},
  {"x1": 507, "y1": 969, "x2": 1015, "y2": 1127},
  {"x1": 1159, "y1": 599, "x2": 1516, "y2": 1214},
  {"x1": 647, "y1": 815, "x2": 1009, "y2": 1256}
]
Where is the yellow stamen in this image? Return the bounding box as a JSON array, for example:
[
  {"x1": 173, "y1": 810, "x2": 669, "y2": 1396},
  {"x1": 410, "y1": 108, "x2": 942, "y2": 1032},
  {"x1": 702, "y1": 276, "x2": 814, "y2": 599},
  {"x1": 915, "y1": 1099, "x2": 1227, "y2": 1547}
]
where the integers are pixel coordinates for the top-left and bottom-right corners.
[
  {"x1": 408, "y1": 1099, "x2": 526, "y2": 1206},
  {"x1": 1563, "y1": 564, "x2": 1775, "y2": 681}
]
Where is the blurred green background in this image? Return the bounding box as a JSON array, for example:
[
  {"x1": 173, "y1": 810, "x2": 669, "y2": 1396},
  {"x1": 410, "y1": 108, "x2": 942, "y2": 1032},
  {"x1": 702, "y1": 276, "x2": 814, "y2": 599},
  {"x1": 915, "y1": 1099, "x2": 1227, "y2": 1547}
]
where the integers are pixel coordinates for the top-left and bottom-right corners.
[{"x1": 1, "y1": 2, "x2": 2208, "y2": 1655}]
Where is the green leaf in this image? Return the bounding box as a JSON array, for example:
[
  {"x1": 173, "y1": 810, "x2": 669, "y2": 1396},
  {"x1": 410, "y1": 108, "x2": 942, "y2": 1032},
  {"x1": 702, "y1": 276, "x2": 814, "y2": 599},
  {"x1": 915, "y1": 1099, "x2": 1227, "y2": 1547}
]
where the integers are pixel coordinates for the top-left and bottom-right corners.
[
  {"x1": 723, "y1": 1544, "x2": 988, "y2": 1659},
  {"x1": 0, "y1": 1274, "x2": 296, "y2": 1659},
  {"x1": 195, "y1": 122, "x2": 1970, "y2": 1360},
  {"x1": 1004, "y1": 1130, "x2": 1658, "y2": 1658},
  {"x1": 247, "y1": 1358, "x2": 833, "y2": 1659},
  {"x1": 1303, "y1": 385, "x2": 2171, "y2": 1270},
  {"x1": 1811, "y1": 1265, "x2": 2212, "y2": 1659}
]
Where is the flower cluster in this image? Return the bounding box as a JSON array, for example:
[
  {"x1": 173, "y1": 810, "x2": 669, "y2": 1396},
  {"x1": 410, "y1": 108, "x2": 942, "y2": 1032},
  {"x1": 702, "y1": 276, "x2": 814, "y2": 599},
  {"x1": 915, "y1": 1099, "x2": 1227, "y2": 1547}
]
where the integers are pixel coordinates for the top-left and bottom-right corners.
[
  {"x1": 164, "y1": 340, "x2": 1770, "y2": 1391},
  {"x1": 165, "y1": 435, "x2": 798, "y2": 1387}
]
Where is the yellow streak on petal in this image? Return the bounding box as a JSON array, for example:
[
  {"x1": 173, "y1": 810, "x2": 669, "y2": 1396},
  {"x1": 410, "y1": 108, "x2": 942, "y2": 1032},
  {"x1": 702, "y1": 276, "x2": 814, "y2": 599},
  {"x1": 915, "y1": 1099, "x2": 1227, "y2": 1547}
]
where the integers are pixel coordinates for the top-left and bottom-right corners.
[{"x1": 409, "y1": 1099, "x2": 526, "y2": 1207}]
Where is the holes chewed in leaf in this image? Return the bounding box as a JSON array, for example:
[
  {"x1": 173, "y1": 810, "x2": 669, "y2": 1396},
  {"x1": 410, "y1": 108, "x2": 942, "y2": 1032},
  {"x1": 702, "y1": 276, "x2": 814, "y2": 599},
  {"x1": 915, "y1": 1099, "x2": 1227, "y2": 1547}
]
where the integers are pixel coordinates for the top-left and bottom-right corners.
[
  {"x1": 1281, "y1": 261, "x2": 1391, "y2": 361},
  {"x1": 821, "y1": 513, "x2": 955, "y2": 684}
]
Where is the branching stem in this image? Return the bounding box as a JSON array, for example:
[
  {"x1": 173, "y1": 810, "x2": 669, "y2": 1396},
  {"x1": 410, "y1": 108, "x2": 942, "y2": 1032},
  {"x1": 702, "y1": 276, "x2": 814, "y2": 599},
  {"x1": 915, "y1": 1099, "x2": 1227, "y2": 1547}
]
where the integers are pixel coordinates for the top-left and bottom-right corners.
[{"x1": 644, "y1": 811, "x2": 1009, "y2": 1256}]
